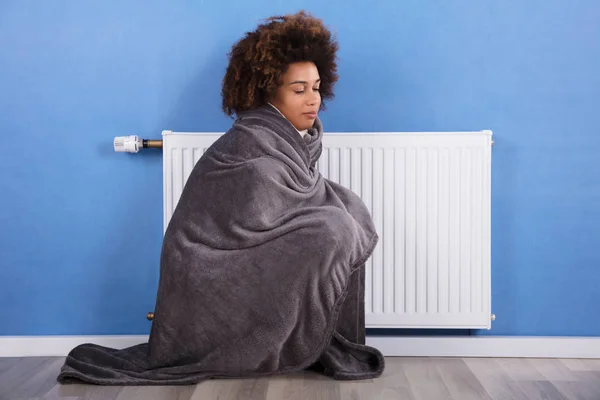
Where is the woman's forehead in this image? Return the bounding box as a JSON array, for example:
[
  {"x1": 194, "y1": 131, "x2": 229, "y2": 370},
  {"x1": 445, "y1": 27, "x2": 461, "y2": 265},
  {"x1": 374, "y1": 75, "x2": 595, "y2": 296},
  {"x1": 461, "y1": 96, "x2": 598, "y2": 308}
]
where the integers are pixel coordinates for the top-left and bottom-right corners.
[{"x1": 283, "y1": 62, "x2": 321, "y2": 83}]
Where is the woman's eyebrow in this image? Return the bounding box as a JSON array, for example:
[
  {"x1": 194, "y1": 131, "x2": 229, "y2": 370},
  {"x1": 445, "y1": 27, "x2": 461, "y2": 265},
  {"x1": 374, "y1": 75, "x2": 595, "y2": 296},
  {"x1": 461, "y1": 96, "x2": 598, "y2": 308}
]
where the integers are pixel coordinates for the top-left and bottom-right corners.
[{"x1": 287, "y1": 79, "x2": 321, "y2": 85}]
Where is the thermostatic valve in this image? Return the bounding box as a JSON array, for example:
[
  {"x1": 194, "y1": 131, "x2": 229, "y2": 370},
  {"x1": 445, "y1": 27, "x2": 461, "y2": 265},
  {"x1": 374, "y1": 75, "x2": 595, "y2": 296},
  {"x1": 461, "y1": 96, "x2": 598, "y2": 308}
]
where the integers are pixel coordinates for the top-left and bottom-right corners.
[{"x1": 114, "y1": 135, "x2": 141, "y2": 153}]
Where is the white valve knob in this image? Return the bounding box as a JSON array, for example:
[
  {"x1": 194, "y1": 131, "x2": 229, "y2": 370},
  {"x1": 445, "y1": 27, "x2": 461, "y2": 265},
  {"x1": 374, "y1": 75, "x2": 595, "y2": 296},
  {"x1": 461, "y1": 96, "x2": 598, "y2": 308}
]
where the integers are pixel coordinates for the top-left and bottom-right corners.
[{"x1": 114, "y1": 135, "x2": 141, "y2": 153}]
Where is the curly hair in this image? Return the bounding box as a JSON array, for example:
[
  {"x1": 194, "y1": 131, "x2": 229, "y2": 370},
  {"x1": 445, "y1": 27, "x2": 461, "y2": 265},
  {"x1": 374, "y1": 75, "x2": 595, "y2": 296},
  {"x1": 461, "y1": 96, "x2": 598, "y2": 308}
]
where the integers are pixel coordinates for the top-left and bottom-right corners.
[{"x1": 221, "y1": 11, "x2": 339, "y2": 117}]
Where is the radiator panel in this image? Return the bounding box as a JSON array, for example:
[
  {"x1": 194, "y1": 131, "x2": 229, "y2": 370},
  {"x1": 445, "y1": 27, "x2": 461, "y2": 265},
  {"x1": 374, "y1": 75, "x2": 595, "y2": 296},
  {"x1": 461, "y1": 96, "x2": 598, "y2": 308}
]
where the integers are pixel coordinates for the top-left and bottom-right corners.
[{"x1": 162, "y1": 130, "x2": 493, "y2": 329}]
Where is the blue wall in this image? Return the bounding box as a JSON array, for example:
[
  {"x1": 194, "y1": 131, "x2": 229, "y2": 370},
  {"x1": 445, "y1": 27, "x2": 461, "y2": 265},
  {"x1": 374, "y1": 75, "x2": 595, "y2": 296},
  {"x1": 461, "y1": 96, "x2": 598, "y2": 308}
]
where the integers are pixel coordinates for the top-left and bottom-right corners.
[{"x1": 1, "y1": 1, "x2": 599, "y2": 336}]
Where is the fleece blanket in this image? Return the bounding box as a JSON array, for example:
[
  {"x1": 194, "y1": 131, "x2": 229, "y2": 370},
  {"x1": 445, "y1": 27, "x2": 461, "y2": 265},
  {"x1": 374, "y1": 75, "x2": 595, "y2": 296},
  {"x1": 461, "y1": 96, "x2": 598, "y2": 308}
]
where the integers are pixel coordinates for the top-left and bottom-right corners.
[{"x1": 57, "y1": 105, "x2": 385, "y2": 385}]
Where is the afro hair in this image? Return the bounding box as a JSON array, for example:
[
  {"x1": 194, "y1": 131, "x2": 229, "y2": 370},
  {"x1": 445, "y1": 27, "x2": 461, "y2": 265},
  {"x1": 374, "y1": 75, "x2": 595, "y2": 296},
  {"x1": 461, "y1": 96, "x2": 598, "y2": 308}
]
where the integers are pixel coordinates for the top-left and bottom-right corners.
[{"x1": 221, "y1": 11, "x2": 339, "y2": 117}]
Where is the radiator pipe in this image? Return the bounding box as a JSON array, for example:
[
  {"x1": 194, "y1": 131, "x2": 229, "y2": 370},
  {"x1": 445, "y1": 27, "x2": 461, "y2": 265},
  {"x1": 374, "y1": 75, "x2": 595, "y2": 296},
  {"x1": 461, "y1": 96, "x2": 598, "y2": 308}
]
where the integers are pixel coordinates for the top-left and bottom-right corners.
[{"x1": 142, "y1": 139, "x2": 163, "y2": 149}]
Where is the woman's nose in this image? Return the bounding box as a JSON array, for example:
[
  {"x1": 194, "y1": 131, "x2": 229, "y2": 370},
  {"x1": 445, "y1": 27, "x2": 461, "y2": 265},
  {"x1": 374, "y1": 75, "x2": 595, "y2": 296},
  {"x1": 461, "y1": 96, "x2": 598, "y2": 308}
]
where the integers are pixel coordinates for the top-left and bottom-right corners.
[{"x1": 307, "y1": 92, "x2": 319, "y2": 105}]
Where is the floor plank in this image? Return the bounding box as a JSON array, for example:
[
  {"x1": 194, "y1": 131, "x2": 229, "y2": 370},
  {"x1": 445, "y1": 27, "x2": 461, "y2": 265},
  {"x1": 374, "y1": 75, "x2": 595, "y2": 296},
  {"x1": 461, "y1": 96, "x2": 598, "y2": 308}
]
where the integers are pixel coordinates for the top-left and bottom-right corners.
[
  {"x1": 371, "y1": 357, "x2": 416, "y2": 400},
  {"x1": 401, "y1": 358, "x2": 452, "y2": 400},
  {"x1": 338, "y1": 380, "x2": 378, "y2": 400},
  {"x1": 189, "y1": 377, "x2": 270, "y2": 400},
  {"x1": 495, "y1": 358, "x2": 546, "y2": 381},
  {"x1": 189, "y1": 378, "x2": 247, "y2": 400},
  {"x1": 581, "y1": 359, "x2": 600, "y2": 371},
  {"x1": 264, "y1": 372, "x2": 306, "y2": 400},
  {"x1": 301, "y1": 372, "x2": 341, "y2": 400},
  {"x1": 552, "y1": 380, "x2": 600, "y2": 400},
  {"x1": 4, "y1": 357, "x2": 64, "y2": 400},
  {"x1": 516, "y1": 381, "x2": 568, "y2": 400},
  {"x1": 116, "y1": 385, "x2": 195, "y2": 400},
  {"x1": 435, "y1": 358, "x2": 493, "y2": 400},
  {"x1": 530, "y1": 358, "x2": 594, "y2": 382},
  {"x1": 560, "y1": 359, "x2": 592, "y2": 372},
  {"x1": 0, "y1": 357, "x2": 56, "y2": 399},
  {"x1": 464, "y1": 358, "x2": 532, "y2": 400},
  {"x1": 41, "y1": 383, "x2": 123, "y2": 400},
  {"x1": 0, "y1": 358, "x2": 20, "y2": 376}
]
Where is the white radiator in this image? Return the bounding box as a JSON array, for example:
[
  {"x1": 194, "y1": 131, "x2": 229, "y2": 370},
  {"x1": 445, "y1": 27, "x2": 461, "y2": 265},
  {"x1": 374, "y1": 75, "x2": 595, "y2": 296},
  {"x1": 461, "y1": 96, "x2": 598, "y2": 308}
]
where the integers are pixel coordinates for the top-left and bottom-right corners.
[{"x1": 162, "y1": 130, "x2": 493, "y2": 329}]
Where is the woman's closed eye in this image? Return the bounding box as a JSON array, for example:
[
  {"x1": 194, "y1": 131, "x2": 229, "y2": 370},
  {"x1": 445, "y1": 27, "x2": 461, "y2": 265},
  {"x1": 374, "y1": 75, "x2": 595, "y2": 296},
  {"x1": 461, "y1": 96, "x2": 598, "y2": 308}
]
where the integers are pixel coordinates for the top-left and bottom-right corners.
[{"x1": 294, "y1": 88, "x2": 320, "y2": 94}]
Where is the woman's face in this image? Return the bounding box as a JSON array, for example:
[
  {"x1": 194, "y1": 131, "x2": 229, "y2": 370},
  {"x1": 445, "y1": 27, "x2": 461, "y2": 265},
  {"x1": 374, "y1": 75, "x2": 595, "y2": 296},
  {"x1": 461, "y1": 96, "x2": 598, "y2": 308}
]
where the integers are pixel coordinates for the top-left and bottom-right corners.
[{"x1": 270, "y1": 61, "x2": 321, "y2": 131}]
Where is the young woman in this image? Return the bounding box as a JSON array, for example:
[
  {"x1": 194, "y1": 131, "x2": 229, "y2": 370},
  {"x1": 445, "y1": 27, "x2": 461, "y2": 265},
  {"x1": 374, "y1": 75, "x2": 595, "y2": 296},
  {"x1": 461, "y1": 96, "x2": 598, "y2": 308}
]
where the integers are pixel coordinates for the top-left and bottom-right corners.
[{"x1": 57, "y1": 11, "x2": 384, "y2": 386}]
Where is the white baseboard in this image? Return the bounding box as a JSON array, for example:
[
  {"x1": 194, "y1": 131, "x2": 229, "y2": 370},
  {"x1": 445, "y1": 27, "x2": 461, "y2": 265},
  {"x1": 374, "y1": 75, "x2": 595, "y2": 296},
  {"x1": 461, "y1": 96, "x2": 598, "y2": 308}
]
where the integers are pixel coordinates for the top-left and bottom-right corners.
[
  {"x1": 0, "y1": 335, "x2": 148, "y2": 358},
  {"x1": 366, "y1": 336, "x2": 600, "y2": 359},
  {"x1": 1, "y1": 335, "x2": 600, "y2": 358}
]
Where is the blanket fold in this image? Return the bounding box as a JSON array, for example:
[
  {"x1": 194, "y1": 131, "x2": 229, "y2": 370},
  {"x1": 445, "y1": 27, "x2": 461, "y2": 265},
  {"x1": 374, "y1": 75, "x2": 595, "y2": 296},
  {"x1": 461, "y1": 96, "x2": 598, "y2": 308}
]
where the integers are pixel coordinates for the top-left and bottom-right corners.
[{"x1": 57, "y1": 105, "x2": 385, "y2": 385}]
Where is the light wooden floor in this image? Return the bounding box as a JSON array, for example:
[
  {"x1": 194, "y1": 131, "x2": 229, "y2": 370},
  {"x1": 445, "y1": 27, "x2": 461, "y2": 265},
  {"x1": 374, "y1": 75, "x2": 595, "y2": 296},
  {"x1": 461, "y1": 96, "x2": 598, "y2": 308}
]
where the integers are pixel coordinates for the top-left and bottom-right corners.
[{"x1": 1, "y1": 356, "x2": 600, "y2": 400}]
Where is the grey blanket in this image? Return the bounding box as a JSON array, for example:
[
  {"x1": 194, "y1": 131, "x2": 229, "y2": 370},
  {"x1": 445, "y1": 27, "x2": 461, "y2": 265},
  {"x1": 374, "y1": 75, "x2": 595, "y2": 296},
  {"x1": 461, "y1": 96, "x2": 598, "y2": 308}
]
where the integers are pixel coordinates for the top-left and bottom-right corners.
[{"x1": 57, "y1": 105, "x2": 385, "y2": 385}]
